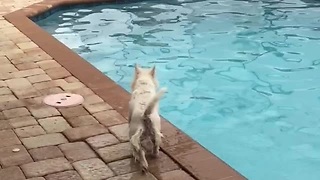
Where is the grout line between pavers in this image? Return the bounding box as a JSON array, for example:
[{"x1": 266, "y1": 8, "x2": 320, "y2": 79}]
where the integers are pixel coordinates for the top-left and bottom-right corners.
[{"x1": 17, "y1": 165, "x2": 28, "y2": 179}]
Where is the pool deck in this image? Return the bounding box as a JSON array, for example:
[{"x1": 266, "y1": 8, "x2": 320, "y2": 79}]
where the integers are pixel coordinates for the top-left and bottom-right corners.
[{"x1": 0, "y1": 0, "x2": 246, "y2": 179}]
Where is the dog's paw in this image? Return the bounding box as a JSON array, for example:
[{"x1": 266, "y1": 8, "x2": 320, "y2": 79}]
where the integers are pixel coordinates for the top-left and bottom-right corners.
[
  {"x1": 141, "y1": 166, "x2": 148, "y2": 174},
  {"x1": 141, "y1": 157, "x2": 148, "y2": 168},
  {"x1": 140, "y1": 161, "x2": 148, "y2": 174}
]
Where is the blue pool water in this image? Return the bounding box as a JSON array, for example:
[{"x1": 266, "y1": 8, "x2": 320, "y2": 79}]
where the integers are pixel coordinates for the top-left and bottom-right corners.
[{"x1": 36, "y1": 0, "x2": 320, "y2": 179}]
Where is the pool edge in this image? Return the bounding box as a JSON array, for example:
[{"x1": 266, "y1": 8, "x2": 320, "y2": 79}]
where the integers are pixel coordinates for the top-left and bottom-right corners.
[{"x1": 4, "y1": 0, "x2": 247, "y2": 179}]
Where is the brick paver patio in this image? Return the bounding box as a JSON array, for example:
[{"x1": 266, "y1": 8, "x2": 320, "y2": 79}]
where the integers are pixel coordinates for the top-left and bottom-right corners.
[{"x1": 0, "y1": 0, "x2": 194, "y2": 179}]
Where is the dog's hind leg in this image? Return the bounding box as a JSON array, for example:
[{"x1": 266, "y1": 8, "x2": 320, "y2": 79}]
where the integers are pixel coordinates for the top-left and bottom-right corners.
[
  {"x1": 139, "y1": 149, "x2": 148, "y2": 173},
  {"x1": 130, "y1": 128, "x2": 143, "y2": 161},
  {"x1": 130, "y1": 128, "x2": 143, "y2": 150},
  {"x1": 131, "y1": 144, "x2": 140, "y2": 162},
  {"x1": 152, "y1": 130, "x2": 163, "y2": 158}
]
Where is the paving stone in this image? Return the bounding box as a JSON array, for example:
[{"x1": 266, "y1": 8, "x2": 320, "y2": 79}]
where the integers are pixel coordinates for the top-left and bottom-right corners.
[
  {"x1": 97, "y1": 142, "x2": 131, "y2": 163},
  {"x1": 27, "y1": 74, "x2": 51, "y2": 83},
  {"x1": 4, "y1": 27, "x2": 21, "y2": 34},
  {"x1": 39, "y1": 87, "x2": 64, "y2": 96},
  {"x1": 0, "y1": 121, "x2": 12, "y2": 130},
  {"x1": 73, "y1": 158, "x2": 114, "y2": 180},
  {"x1": 2, "y1": 28, "x2": 20, "y2": 35},
  {"x1": 2, "y1": 27, "x2": 20, "y2": 34},
  {"x1": 9, "y1": 116, "x2": 38, "y2": 128},
  {"x1": 148, "y1": 152, "x2": 179, "y2": 173},
  {"x1": 0, "y1": 64, "x2": 17, "y2": 73},
  {"x1": 0, "y1": 94, "x2": 17, "y2": 103},
  {"x1": 3, "y1": 107, "x2": 30, "y2": 119},
  {"x1": 160, "y1": 170, "x2": 195, "y2": 180},
  {"x1": 0, "y1": 99, "x2": 25, "y2": 111},
  {"x1": 93, "y1": 110, "x2": 127, "y2": 127},
  {"x1": 11, "y1": 68, "x2": 45, "y2": 78},
  {"x1": 0, "y1": 72, "x2": 13, "y2": 81},
  {"x1": 38, "y1": 116, "x2": 71, "y2": 133},
  {"x1": 25, "y1": 50, "x2": 52, "y2": 62},
  {"x1": 109, "y1": 123, "x2": 129, "y2": 142},
  {"x1": 11, "y1": 54, "x2": 35, "y2": 64},
  {"x1": 21, "y1": 133, "x2": 68, "y2": 149},
  {"x1": 16, "y1": 62, "x2": 39, "y2": 70},
  {"x1": 24, "y1": 47, "x2": 43, "y2": 53},
  {"x1": 0, "y1": 40, "x2": 12, "y2": 47},
  {"x1": 27, "y1": 178, "x2": 46, "y2": 180},
  {"x1": 45, "y1": 67, "x2": 71, "y2": 80},
  {"x1": 12, "y1": 87, "x2": 41, "y2": 99},
  {"x1": 29, "y1": 146, "x2": 64, "y2": 161},
  {"x1": 2, "y1": 43, "x2": 16, "y2": 49},
  {"x1": 5, "y1": 78, "x2": 32, "y2": 89},
  {"x1": 0, "y1": 112, "x2": 5, "y2": 120},
  {"x1": 0, "y1": 56, "x2": 10, "y2": 64},
  {"x1": 28, "y1": 105, "x2": 60, "y2": 119},
  {"x1": 33, "y1": 81, "x2": 58, "y2": 90},
  {"x1": 0, "y1": 80, "x2": 6, "y2": 87},
  {"x1": 10, "y1": 36, "x2": 29, "y2": 43},
  {"x1": 14, "y1": 125, "x2": 46, "y2": 138},
  {"x1": 36, "y1": 60, "x2": 61, "y2": 70},
  {"x1": 59, "y1": 142, "x2": 96, "y2": 162},
  {"x1": 108, "y1": 158, "x2": 139, "y2": 175},
  {"x1": 4, "y1": 50, "x2": 24, "y2": 61},
  {"x1": 0, "y1": 166, "x2": 25, "y2": 180},
  {"x1": 21, "y1": 157, "x2": 73, "y2": 178},
  {"x1": 106, "y1": 172, "x2": 157, "y2": 180},
  {"x1": 45, "y1": 170, "x2": 82, "y2": 180},
  {"x1": 65, "y1": 76, "x2": 79, "y2": 83},
  {"x1": 67, "y1": 115, "x2": 99, "y2": 127},
  {"x1": 0, "y1": 145, "x2": 33, "y2": 167},
  {"x1": 71, "y1": 88, "x2": 94, "y2": 96},
  {"x1": 60, "y1": 82, "x2": 85, "y2": 91},
  {"x1": 0, "y1": 40, "x2": 14, "y2": 46},
  {"x1": 0, "y1": 87, "x2": 11, "y2": 95},
  {"x1": 63, "y1": 124, "x2": 108, "y2": 142},
  {"x1": 0, "y1": 56, "x2": 11, "y2": 65},
  {"x1": 86, "y1": 133, "x2": 119, "y2": 149},
  {"x1": 17, "y1": 42, "x2": 38, "y2": 50},
  {"x1": 52, "y1": 79, "x2": 68, "y2": 86},
  {"x1": 24, "y1": 96, "x2": 44, "y2": 105},
  {"x1": 0, "y1": 130, "x2": 21, "y2": 148},
  {"x1": 59, "y1": 106, "x2": 89, "y2": 119},
  {"x1": 20, "y1": 46, "x2": 42, "y2": 53},
  {"x1": 84, "y1": 102, "x2": 113, "y2": 114},
  {"x1": 0, "y1": 39, "x2": 13, "y2": 45},
  {"x1": 83, "y1": 95, "x2": 104, "y2": 105}
]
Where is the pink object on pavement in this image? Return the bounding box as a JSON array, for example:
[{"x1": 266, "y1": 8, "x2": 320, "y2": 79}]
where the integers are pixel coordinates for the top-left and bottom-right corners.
[{"x1": 43, "y1": 93, "x2": 84, "y2": 107}]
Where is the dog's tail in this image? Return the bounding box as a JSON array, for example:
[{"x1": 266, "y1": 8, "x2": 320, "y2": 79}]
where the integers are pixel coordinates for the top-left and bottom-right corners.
[
  {"x1": 144, "y1": 88, "x2": 167, "y2": 117},
  {"x1": 141, "y1": 88, "x2": 166, "y2": 149}
]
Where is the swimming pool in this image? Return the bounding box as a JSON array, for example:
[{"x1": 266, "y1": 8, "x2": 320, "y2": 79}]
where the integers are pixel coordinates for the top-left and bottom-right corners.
[{"x1": 36, "y1": 0, "x2": 320, "y2": 179}]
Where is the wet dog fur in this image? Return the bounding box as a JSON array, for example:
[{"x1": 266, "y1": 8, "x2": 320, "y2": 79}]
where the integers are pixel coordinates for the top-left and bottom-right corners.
[{"x1": 128, "y1": 64, "x2": 166, "y2": 172}]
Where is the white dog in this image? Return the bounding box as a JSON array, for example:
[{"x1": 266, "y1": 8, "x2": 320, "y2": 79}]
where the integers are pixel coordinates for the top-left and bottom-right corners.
[{"x1": 129, "y1": 64, "x2": 166, "y2": 172}]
